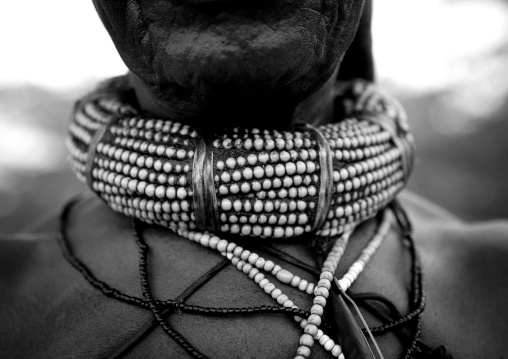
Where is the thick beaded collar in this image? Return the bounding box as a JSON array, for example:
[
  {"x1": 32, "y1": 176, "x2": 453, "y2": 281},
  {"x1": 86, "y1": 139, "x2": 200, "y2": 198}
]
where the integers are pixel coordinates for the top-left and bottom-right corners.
[{"x1": 67, "y1": 77, "x2": 414, "y2": 240}]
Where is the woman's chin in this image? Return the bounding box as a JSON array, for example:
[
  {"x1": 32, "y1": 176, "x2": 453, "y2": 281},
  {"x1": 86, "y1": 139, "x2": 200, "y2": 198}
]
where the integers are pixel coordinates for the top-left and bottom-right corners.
[{"x1": 150, "y1": 25, "x2": 317, "y2": 95}]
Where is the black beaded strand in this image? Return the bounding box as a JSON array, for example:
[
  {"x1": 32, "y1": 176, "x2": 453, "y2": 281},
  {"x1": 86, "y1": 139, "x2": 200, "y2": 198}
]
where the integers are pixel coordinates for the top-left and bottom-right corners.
[
  {"x1": 133, "y1": 219, "x2": 209, "y2": 359},
  {"x1": 57, "y1": 197, "x2": 425, "y2": 358}
]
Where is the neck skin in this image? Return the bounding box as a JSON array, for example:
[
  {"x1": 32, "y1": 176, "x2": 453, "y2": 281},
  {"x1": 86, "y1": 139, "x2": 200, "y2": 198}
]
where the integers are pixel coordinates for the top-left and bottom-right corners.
[{"x1": 128, "y1": 66, "x2": 340, "y2": 131}]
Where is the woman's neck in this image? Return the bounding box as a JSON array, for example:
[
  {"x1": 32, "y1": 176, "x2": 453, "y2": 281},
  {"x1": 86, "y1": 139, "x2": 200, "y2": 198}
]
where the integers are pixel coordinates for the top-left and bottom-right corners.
[{"x1": 128, "y1": 67, "x2": 339, "y2": 130}]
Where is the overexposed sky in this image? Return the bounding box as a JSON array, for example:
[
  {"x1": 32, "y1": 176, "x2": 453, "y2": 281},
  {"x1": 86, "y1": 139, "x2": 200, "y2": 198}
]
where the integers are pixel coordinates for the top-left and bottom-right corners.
[
  {"x1": 0, "y1": 1, "x2": 127, "y2": 89},
  {"x1": 0, "y1": 0, "x2": 507, "y2": 92}
]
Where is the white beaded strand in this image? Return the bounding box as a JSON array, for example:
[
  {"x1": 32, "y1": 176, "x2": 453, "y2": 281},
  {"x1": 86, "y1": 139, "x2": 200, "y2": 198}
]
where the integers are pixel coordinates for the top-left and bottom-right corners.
[
  {"x1": 296, "y1": 230, "x2": 352, "y2": 359},
  {"x1": 174, "y1": 210, "x2": 392, "y2": 358},
  {"x1": 176, "y1": 227, "x2": 347, "y2": 356},
  {"x1": 176, "y1": 210, "x2": 393, "y2": 358},
  {"x1": 336, "y1": 210, "x2": 391, "y2": 292}
]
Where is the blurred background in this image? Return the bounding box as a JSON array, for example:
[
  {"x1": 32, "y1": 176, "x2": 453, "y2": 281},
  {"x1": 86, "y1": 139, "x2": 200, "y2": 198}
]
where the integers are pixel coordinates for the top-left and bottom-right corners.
[{"x1": 0, "y1": 0, "x2": 507, "y2": 233}]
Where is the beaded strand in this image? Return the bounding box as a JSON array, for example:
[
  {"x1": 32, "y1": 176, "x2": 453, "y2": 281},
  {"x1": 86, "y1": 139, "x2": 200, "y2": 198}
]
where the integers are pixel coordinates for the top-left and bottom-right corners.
[{"x1": 174, "y1": 210, "x2": 391, "y2": 359}]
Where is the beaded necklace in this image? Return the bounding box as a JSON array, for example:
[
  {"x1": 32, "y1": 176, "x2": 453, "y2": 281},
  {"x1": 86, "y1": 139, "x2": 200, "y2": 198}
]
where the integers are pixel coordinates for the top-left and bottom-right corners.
[
  {"x1": 67, "y1": 77, "x2": 414, "y2": 240},
  {"x1": 58, "y1": 199, "x2": 426, "y2": 359},
  {"x1": 65, "y1": 78, "x2": 423, "y2": 358}
]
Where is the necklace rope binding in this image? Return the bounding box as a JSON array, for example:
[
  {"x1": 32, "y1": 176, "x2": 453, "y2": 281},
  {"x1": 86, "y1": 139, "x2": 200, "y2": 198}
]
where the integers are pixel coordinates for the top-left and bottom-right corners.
[{"x1": 67, "y1": 77, "x2": 415, "y2": 240}]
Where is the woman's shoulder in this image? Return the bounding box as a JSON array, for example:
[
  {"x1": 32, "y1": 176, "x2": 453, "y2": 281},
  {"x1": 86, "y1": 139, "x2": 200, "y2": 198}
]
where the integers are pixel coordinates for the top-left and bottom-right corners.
[
  {"x1": 399, "y1": 192, "x2": 508, "y2": 358},
  {"x1": 0, "y1": 214, "x2": 154, "y2": 359}
]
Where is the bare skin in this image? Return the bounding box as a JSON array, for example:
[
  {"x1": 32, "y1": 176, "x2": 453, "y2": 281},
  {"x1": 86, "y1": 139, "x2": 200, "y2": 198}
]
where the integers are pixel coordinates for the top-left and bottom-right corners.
[{"x1": 0, "y1": 0, "x2": 507, "y2": 358}]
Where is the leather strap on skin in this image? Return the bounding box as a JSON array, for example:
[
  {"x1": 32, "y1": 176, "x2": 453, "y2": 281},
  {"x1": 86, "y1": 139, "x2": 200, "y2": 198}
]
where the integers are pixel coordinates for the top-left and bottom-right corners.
[{"x1": 330, "y1": 288, "x2": 375, "y2": 359}]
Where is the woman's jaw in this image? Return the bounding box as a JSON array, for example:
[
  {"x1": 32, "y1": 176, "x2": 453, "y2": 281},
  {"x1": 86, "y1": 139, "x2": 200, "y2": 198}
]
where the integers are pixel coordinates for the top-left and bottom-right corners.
[{"x1": 92, "y1": 0, "x2": 365, "y2": 128}]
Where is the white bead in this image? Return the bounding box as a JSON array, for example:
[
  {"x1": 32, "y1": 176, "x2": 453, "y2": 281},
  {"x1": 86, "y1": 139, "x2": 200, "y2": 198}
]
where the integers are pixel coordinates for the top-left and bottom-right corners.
[
  {"x1": 290, "y1": 275, "x2": 301, "y2": 287},
  {"x1": 320, "y1": 271, "x2": 333, "y2": 281},
  {"x1": 314, "y1": 296, "x2": 326, "y2": 307},
  {"x1": 271, "y1": 265, "x2": 282, "y2": 275},
  {"x1": 237, "y1": 156, "x2": 246, "y2": 166},
  {"x1": 319, "y1": 335, "x2": 330, "y2": 346},
  {"x1": 276, "y1": 269, "x2": 293, "y2": 284},
  {"x1": 271, "y1": 288, "x2": 282, "y2": 299},
  {"x1": 226, "y1": 242, "x2": 236, "y2": 252},
  {"x1": 317, "y1": 279, "x2": 331, "y2": 290},
  {"x1": 310, "y1": 304, "x2": 324, "y2": 316},
  {"x1": 222, "y1": 199, "x2": 232, "y2": 211},
  {"x1": 259, "y1": 278, "x2": 269, "y2": 289},
  {"x1": 307, "y1": 314, "x2": 322, "y2": 326},
  {"x1": 209, "y1": 237, "x2": 219, "y2": 249},
  {"x1": 226, "y1": 157, "x2": 236, "y2": 168},
  {"x1": 314, "y1": 287, "x2": 329, "y2": 298},
  {"x1": 277, "y1": 294, "x2": 288, "y2": 305},
  {"x1": 247, "y1": 154, "x2": 258, "y2": 165},
  {"x1": 299, "y1": 334, "x2": 314, "y2": 347},
  {"x1": 243, "y1": 168, "x2": 253, "y2": 180},
  {"x1": 255, "y1": 257, "x2": 266, "y2": 269},
  {"x1": 247, "y1": 253, "x2": 259, "y2": 265},
  {"x1": 254, "y1": 273, "x2": 265, "y2": 283},
  {"x1": 264, "y1": 260, "x2": 275, "y2": 271},
  {"x1": 306, "y1": 283, "x2": 315, "y2": 295},
  {"x1": 304, "y1": 324, "x2": 318, "y2": 336},
  {"x1": 264, "y1": 282, "x2": 275, "y2": 294},
  {"x1": 298, "y1": 279, "x2": 309, "y2": 292},
  {"x1": 240, "y1": 250, "x2": 251, "y2": 261},
  {"x1": 283, "y1": 299, "x2": 294, "y2": 307},
  {"x1": 242, "y1": 263, "x2": 252, "y2": 274},
  {"x1": 275, "y1": 164, "x2": 285, "y2": 177},
  {"x1": 337, "y1": 279, "x2": 347, "y2": 291},
  {"x1": 324, "y1": 339, "x2": 335, "y2": 351},
  {"x1": 248, "y1": 268, "x2": 259, "y2": 279},
  {"x1": 297, "y1": 346, "x2": 311, "y2": 358},
  {"x1": 331, "y1": 345, "x2": 342, "y2": 357},
  {"x1": 233, "y1": 246, "x2": 243, "y2": 257},
  {"x1": 199, "y1": 234, "x2": 210, "y2": 247}
]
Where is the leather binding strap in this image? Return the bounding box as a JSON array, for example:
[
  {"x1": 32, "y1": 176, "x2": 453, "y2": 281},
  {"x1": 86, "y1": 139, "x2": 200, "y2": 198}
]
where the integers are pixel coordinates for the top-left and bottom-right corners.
[
  {"x1": 364, "y1": 113, "x2": 415, "y2": 181},
  {"x1": 301, "y1": 123, "x2": 335, "y2": 232},
  {"x1": 192, "y1": 136, "x2": 220, "y2": 231},
  {"x1": 83, "y1": 101, "x2": 115, "y2": 190}
]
